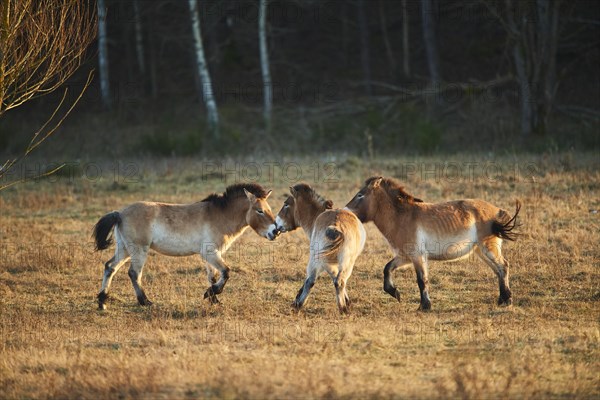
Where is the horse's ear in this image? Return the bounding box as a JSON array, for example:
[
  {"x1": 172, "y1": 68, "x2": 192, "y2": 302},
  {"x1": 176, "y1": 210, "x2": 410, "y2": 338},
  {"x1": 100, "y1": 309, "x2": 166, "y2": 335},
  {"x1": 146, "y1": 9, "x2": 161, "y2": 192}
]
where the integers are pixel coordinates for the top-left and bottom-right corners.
[
  {"x1": 289, "y1": 186, "x2": 297, "y2": 197},
  {"x1": 244, "y1": 188, "x2": 257, "y2": 202},
  {"x1": 325, "y1": 199, "x2": 334, "y2": 209},
  {"x1": 264, "y1": 190, "x2": 272, "y2": 199},
  {"x1": 369, "y1": 177, "x2": 383, "y2": 189}
]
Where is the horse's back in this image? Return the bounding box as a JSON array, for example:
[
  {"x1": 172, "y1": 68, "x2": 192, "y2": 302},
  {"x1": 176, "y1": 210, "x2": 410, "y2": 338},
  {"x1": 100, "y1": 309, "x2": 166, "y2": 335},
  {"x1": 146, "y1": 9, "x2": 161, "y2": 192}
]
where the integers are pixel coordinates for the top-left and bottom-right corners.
[
  {"x1": 413, "y1": 199, "x2": 507, "y2": 260},
  {"x1": 117, "y1": 201, "x2": 209, "y2": 255},
  {"x1": 117, "y1": 202, "x2": 159, "y2": 242}
]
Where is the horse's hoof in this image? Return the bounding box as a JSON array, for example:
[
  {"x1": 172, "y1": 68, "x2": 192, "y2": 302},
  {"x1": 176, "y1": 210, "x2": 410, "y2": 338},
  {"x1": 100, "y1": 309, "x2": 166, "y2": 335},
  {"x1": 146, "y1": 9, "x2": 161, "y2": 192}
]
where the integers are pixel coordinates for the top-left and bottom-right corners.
[
  {"x1": 339, "y1": 306, "x2": 350, "y2": 315},
  {"x1": 97, "y1": 292, "x2": 109, "y2": 310},
  {"x1": 384, "y1": 285, "x2": 401, "y2": 302},
  {"x1": 291, "y1": 301, "x2": 302, "y2": 312},
  {"x1": 498, "y1": 297, "x2": 513, "y2": 307},
  {"x1": 138, "y1": 296, "x2": 153, "y2": 306},
  {"x1": 419, "y1": 301, "x2": 432, "y2": 311},
  {"x1": 204, "y1": 288, "x2": 220, "y2": 304}
]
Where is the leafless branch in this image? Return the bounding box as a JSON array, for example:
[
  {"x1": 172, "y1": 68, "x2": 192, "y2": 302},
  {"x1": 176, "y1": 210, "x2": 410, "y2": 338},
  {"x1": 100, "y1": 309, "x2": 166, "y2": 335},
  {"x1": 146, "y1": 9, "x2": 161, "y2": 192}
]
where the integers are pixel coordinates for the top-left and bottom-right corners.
[{"x1": 0, "y1": 0, "x2": 96, "y2": 188}]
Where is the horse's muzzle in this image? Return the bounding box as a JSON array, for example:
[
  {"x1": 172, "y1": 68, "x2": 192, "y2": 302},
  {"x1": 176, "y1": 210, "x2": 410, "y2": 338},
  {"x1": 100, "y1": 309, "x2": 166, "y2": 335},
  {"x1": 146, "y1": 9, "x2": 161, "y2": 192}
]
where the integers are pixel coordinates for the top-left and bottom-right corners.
[{"x1": 267, "y1": 225, "x2": 280, "y2": 240}]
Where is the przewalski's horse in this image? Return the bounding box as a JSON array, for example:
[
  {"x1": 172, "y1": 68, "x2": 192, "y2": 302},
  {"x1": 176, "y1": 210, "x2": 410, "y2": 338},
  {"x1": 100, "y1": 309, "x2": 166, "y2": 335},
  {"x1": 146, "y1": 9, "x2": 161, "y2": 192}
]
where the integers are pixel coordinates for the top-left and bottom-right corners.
[
  {"x1": 93, "y1": 183, "x2": 278, "y2": 310},
  {"x1": 346, "y1": 176, "x2": 520, "y2": 310},
  {"x1": 268, "y1": 183, "x2": 366, "y2": 314}
]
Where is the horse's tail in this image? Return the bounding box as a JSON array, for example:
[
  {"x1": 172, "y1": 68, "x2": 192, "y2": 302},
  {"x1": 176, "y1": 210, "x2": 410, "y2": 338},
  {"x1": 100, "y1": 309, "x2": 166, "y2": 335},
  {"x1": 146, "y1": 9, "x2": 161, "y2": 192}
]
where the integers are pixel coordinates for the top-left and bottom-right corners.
[
  {"x1": 492, "y1": 200, "x2": 521, "y2": 241},
  {"x1": 317, "y1": 225, "x2": 344, "y2": 259},
  {"x1": 93, "y1": 211, "x2": 122, "y2": 251}
]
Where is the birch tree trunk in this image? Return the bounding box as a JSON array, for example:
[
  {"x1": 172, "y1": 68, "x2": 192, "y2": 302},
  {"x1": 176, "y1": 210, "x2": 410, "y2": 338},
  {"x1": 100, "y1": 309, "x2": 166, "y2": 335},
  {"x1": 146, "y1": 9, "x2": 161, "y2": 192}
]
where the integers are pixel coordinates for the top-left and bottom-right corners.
[
  {"x1": 357, "y1": 0, "x2": 372, "y2": 96},
  {"x1": 513, "y1": 43, "x2": 533, "y2": 135},
  {"x1": 421, "y1": 0, "x2": 441, "y2": 88},
  {"x1": 379, "y1": 0, "x2": 396, "y2": 78},
  {"x1": 133, "y1": 0, "x2": 145, "y2": 76},
  {"x1": 500, "y1": 0, "x2": 561, "y2": 136},
  {"x1": 97, "y1": 0, "x2": 111, "y2": 109},
  {"x1": 259, "y1": 0, "x2": 272, "y2": 134},
  {"x1": 188, "y1": 0, "x2": 219, "y2": 138},
  {"x1": 341, "y1": 2, "x2": 349, "y2": 67},
  {"x1": 402, "y1": 0, "x2": 410, "y2": 77}
]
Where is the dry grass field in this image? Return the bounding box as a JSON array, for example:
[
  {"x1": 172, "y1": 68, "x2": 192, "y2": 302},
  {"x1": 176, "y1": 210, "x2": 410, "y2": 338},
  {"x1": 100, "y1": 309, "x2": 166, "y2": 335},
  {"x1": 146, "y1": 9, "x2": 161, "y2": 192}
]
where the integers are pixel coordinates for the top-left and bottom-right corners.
[{"x1": 0, "y1": 153, "x2": 598, "y2": 399}]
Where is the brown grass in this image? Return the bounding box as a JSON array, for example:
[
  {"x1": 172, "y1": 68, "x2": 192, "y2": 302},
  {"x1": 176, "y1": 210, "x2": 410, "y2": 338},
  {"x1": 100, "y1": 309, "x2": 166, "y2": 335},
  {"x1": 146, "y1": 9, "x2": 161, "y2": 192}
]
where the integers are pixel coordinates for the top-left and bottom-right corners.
[{"x1": 1, "y1": 153, "x2": 599, "y2": 399}]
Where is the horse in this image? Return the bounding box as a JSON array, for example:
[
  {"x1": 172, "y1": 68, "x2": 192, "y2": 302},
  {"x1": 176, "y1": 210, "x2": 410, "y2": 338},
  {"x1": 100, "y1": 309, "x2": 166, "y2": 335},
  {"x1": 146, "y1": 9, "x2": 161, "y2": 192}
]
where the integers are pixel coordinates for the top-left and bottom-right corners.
[
  {"x1": 268, "y1": 183, "x2": 366, "y2": 314},
  {"x1": 345, "y1": 176, "x2": 520, "y2": 310},
  {"x1": 92, "y1": 182, "x2": 278, "y2": 310}
]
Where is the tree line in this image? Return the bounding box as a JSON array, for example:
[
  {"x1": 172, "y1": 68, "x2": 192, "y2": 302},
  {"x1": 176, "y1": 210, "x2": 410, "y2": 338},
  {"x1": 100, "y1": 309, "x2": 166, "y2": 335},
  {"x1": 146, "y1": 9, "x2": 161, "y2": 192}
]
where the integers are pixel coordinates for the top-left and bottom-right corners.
[{"x1": 1, "y1": 1, "x2": 598, "y2": 158}]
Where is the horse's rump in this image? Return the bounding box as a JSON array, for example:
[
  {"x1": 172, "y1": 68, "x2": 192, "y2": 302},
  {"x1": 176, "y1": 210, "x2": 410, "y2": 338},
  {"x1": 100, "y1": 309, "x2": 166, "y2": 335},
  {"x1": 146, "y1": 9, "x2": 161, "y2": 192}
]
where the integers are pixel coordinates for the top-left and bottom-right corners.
[
  {"x1": 492, "y1": 200, "x2": 521, "y2": 241},
  {"x1": 93, "y1": 211, "x2": 121, "y2": 251}
]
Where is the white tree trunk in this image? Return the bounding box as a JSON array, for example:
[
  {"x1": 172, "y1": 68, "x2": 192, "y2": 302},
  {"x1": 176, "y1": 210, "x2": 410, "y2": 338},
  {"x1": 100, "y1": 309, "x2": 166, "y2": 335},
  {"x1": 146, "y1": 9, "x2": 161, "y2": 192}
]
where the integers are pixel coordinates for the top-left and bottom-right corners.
[
  {"x1": 357, "y1": 0, "x2": 372, "y2": 96},
  {"x1": 421, "y1": 0, "x2": 441, "y2": 87},
  {"x1": 379, "y1": 0, "x2": 396, "y2": 78},
  {"x1": 97, "y1": 0, "x2": 110, "y2": 109},
  {"x1": 133, "y1": 0, "x2": 145, "y2": 76},
  {"x1": 402, "y1": 0, "x2": 410, "y2": 76},
  {"x1": 259, "y1": 0, "x2": 272, "y2": 133},
  {"x1": 513, "y1": 43, "x2": 533, "y2": 136},
  {"x1": 188, "y1": 0, "x2": 219, "y2": 138}
]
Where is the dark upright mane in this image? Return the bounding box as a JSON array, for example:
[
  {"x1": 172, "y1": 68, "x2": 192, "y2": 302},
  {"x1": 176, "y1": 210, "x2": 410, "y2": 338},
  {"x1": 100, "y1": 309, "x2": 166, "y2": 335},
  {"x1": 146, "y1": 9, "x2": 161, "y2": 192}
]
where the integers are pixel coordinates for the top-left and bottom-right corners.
[
  {"x1": 291, "y1": 183, "x2": 333, "y2": 210},
  {"x1": 201, "y1": 182, "x2": 268, "y2": 208},
  {"x1": 365, "y1": 176, "x2": 423, "y2": 206}
]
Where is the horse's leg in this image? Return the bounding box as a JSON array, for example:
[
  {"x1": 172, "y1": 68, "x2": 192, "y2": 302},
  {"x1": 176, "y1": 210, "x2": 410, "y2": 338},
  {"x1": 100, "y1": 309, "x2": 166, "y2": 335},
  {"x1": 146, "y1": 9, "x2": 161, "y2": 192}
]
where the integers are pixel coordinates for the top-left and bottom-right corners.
[
  {"x1": 325, "y1": 264, "x2": 347, "y2": 314},
  {"x1": 412, "y1": 255, "x2": 431, "y2": 310},
  {"x1": 334, "y1": 267, "x2": 352, "y2": 314},
  {"x1": 202, "y1": 254, "x2": 229, "y2": 304},
  {"x1": 127, "y1": 245, "x2": 152, "y2": 306},
  {"x1": 342, "y1": 262, "x2": 355, "y2": 308},
  {"x1": 337, "y1": 257, "x2": 357, "y2": 313},
  {"x1": 383, "y1": 256, "x2": 410, "y2": 302},
  {"x1": 98, "y1": 237, "x2": 130, "y2": 310},
  {"x1": 476, "y1": 239, "x2": 512, "y2": 306},
  {"x1": 205, "y1": 263, "x2": 219, "y2": 285},
  {"x1": 293, "y1": 261, "x2": 319, "y2": 311}
]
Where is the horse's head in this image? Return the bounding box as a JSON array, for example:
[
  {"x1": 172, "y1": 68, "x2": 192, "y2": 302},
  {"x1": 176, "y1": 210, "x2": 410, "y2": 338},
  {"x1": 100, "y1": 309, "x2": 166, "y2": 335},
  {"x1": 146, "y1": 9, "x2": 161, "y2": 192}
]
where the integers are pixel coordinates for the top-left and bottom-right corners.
[
  {"x1": 269, "y1": 184, "x2": 333, "y2": 238},
  {"x1": 244, "y1": 189, "x2": 278, "y2": 240},
  {"x1": 269, "y1": 195, "x2": 298, "y2": 238},
  {"x1": 345, "y1": 176, "x2": 384, "y2": 222},
  {"x1": 346, "y1": 176, "x2": 423, "y2": 222}
]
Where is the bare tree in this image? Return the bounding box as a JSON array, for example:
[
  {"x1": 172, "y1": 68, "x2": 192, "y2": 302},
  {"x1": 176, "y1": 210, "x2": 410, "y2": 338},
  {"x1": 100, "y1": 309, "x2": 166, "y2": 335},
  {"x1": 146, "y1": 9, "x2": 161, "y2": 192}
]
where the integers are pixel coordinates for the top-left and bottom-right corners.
[
  {"x1": 487, "y1": 0, "x2": 561, "y2": 136},
  {"x1": 133, "y1": 0, "x2": 145, "y2": 76},
  {"x1": 0, "y1": 0, "x2": 96, "y2": 189},
  {"x1": 97, "y1": 0, "x2": 110, "y2": 109},
  {"x1": 357, "y1": 0, "x2": 372, "y2": 96},
  {"x1": 188, "y1": 0, "x2": 219, "y2": 138},
  {"x1": 421, "y1": 0, "x2": 441, "y2": 88},
  {"x1": 402, "y1": 0, "x2": 410, "y2": 76},
  {"x1": 379, "y1": 0, "x2": 397, "y2": 78},
  {"x1": 259, "y1": 0, "x2": 272, "y2": 134}
]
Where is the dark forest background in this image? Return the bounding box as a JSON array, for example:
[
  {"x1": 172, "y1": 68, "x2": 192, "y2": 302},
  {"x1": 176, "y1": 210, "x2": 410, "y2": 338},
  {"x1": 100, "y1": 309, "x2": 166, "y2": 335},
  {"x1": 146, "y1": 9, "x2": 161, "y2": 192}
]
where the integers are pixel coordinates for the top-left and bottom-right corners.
[{"x1": 1, "y1": 0, "x2": 599, "y2": 158}]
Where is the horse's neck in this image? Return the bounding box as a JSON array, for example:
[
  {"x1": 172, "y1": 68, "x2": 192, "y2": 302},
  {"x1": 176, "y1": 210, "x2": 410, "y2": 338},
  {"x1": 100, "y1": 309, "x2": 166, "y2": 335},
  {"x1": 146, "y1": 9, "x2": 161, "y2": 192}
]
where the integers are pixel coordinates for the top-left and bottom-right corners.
[
  {"x1": 298, "y1": 204, "x2": 324, "y2": 240},
  {"x1": 209, "y1": 201, "x2": 249, "y2": 239},
  {"x1": 372, "y1": 199, "x2": 413, "y2": 240}
]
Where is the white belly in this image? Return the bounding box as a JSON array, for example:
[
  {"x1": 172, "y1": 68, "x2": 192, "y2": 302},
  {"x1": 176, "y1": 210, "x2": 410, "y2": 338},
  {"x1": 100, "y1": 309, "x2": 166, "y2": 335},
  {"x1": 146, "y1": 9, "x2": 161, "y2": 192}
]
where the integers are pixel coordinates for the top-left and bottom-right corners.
[
  {"x1": 414, "y1": 225, "x2": 477, "y2": 261},
  {"x1": 149, "y1": 223, "x2": 208, "y2": 256}
]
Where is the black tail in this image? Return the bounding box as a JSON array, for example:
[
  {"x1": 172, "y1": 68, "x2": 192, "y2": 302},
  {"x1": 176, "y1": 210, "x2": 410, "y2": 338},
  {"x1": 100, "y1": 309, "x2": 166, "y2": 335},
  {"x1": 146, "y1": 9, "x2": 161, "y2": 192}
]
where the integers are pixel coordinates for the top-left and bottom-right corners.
[
  {"x1": 317, "y1": 226, "x2": 344, "y2": 258},
  {"x1": 492, "y1": 200, "x2": 521, "y2": 241},
  {"x1": 93, "y1": 211, "x2": 121, "y2": 251}
]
